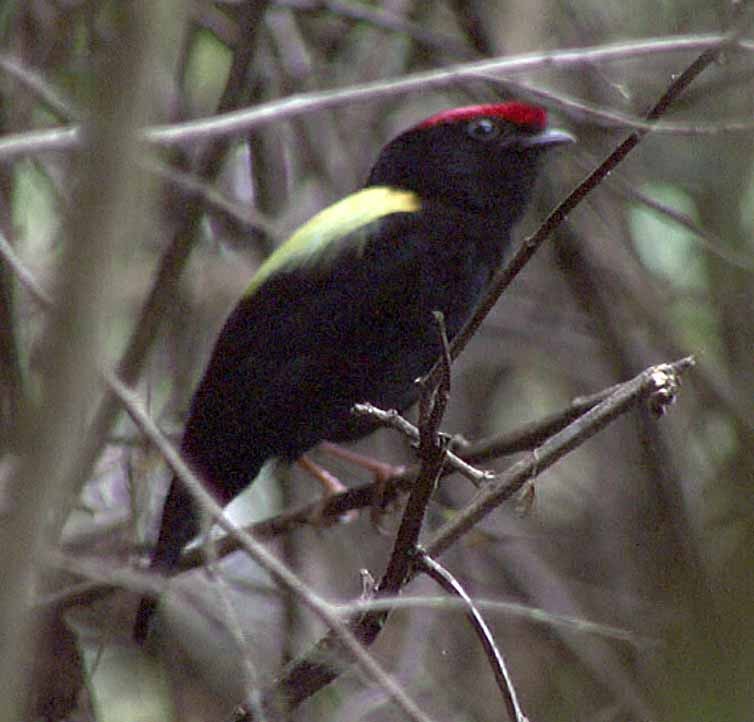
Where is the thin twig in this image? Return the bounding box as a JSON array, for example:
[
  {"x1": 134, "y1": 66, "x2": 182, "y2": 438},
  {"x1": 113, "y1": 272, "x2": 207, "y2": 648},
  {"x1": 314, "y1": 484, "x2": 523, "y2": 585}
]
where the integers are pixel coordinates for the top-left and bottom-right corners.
[
  {"x1": 378, "y1": 311, "x2": 454, "y2": 596},
  {"x1": 353, "y1": 403, "x2": 491, "y2": 485},
  {"x1": 416, "y1": 551, "x2": 529, "y2": 722},
  {"x1": 203, "y1": 555, "x2": 266, "y2": 722},
  {"x1": 338, "y1": 595, "x2": 655, "y2": 649},
  {"x1": 459, "y1": 382, "x2": 624, "y2": 462},
  {"x1": 597, "y1": 165, "x2": 754, "y2": 272},
  {"x1": 0, "y1": 53, "x2": 80, "y2": 119},
  {"x1": 479, "y1": 74, "x2": 754, "y2": 136},
  {"x1": 0, "y1": 232, "x2": 53, "y2": 307}
]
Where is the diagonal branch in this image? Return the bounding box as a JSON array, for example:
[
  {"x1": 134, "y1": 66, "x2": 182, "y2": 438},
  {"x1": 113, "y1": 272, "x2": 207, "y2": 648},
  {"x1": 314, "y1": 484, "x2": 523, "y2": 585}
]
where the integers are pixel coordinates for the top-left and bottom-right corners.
[
  {"x1": 378, "y1": 311, "x2": 454, "y2": 597},
  {"x1": 2, "y1": 35, "x2": 754, "y2": 160},
  {"x1": 416, "y1": 551, "x2": 528, "y2": 722},
  {"x1": 425, "y1": 358, "x2": 693, "y2": 559}
]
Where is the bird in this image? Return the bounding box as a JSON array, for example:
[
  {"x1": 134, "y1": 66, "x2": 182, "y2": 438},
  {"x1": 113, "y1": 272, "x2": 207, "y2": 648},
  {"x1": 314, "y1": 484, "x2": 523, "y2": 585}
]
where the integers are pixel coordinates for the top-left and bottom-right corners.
[{"x1": 133, "y1": 101, "x2": 574, "y2": 642}]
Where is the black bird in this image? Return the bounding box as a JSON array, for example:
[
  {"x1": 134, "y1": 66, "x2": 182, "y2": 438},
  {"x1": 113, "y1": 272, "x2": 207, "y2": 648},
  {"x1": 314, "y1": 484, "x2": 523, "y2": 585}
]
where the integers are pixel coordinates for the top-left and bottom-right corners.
[{"x1": 134, "y1": 101, "x2": 573, "y2": 641}]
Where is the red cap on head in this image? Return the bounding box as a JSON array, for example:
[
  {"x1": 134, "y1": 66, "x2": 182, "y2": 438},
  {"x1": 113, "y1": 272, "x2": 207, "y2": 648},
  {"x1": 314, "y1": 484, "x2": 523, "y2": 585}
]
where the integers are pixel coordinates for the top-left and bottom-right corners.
[{"x1": 415, "y1": 102, "x2": 547, "y2": 131}]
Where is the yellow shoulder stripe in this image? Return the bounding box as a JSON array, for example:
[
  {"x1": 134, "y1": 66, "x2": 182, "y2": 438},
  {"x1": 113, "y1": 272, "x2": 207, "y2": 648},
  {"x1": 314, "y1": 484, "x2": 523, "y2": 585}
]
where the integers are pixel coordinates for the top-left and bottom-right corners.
[{"x1": 244, "y1": 186, "x2": 421, "y2": 296}]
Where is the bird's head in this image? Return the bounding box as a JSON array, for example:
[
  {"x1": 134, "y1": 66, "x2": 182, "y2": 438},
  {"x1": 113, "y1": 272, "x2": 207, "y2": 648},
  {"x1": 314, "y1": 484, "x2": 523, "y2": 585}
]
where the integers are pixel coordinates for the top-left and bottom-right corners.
[{"x1": 367, "y1": 102, "x2": 573, "y2": 219}]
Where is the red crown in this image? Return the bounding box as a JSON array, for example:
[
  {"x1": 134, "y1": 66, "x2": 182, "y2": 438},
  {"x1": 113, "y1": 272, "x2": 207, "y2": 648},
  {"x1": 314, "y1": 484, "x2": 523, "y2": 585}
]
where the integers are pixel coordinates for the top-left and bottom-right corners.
[{"x1": 416, "y1": 102, "x2": 547, "y2": 131}]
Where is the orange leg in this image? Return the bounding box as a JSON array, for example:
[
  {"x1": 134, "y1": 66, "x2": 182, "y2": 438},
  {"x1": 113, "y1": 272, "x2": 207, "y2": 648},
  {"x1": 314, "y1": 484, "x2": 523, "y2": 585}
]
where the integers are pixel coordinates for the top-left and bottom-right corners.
[
  {"x1": 297, "y1": 454, "x2": 348, "y2": 495},
  {"x1": 318, "y1": 442, "x2": 406, "y2": 483},
  {"x1": 297, "y1": 444, "x2": 405, "y2": 524},
  {"x1": 297, "y1": 454, "x2": 358, "y2": 524}
]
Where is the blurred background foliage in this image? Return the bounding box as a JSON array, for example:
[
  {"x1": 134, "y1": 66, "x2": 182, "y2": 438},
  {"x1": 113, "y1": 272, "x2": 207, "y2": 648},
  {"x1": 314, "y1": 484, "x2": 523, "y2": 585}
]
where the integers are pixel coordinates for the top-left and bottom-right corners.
[{"x1": 0, "y1": 1, "x2": 752, "y2": 721}]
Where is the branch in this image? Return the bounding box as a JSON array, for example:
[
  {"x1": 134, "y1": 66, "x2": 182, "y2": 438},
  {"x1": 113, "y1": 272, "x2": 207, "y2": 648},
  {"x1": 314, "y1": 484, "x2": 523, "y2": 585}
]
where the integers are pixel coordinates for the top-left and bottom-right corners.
[
  {"x1": 378, "y1": 311, "x2": 454, "y2": 597},
  {"x1": 250, "y1": 356, "x2": 692, "y2": 717},
  {"x1": 416, "y1": 551, "x2": 529, "y2": 722},
  {"x1": 354, "y1": 402, "x2": 491, "y2": 485},
  {"x1": 425, "y1": 358, "x2": 694, "y2": 559},
  {"x1": 2, "y1": 35, "x2": 753, "y2": 159}
]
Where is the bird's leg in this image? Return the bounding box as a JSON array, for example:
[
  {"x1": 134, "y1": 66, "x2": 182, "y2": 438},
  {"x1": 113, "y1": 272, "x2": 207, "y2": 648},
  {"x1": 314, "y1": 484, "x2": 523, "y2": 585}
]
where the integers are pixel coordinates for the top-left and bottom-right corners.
[
  {"x1": 297, "y1": 454, "x2": 359, "y2": 525},
  {"x1": 297, "y1": 444, "x2": 405, "y2": 525},
  {"x1": 319, "y1": 442, "x2": 406, "y2": 521},
  {"x1": 319, "y1": 441, "x2": 405, "y2": 486},
  {"x1": 297, "y1": 454, "x2": 348, "y2": 495}
]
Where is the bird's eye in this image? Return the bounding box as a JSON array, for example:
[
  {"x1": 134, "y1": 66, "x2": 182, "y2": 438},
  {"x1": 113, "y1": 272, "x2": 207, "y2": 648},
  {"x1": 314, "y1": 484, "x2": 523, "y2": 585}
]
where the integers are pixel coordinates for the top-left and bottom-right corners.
[{"x1": 466, "y1": 117, "x2": 500, "y2": 141}]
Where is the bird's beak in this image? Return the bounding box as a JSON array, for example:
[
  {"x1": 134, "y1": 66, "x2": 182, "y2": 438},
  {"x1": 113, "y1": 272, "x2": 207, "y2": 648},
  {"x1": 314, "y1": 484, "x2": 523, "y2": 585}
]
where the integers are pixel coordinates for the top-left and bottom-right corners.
[{"x1": 522, "y1": 128, "x2": 575, "y2": 149}]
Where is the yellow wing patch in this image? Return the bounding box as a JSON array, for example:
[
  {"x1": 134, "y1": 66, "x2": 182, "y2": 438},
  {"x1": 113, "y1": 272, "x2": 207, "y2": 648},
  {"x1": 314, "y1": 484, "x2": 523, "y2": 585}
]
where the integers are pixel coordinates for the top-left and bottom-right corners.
[{"x1": 244, "y1": 186, "x2": 421, "y2": 297}]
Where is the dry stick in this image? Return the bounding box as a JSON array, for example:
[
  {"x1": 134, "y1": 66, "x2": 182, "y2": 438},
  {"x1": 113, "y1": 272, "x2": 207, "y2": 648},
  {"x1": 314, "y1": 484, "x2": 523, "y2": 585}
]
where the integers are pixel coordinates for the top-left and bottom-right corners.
[
  {"x1": 34, "y1": 567, "x2": 648, "y2": 651},
  {"x1": 379, "y1": 311, "x2": 454, "y2": 596},
  {"x1": 96, "y1": 36, "x2": 754, "y2": 147},
  {"x1": 353, "y1": 402, "x2": 491, "y2": 485},
  {"x1": 2, "y1": 35, "x2": 754, "y2": 161},
  {"x1": 425, "y1": 358, "x2": 693, "y2": 559},
  {"x1": 603, "y1": 167, "x2": 754, "y2": 271},
  {"x1": 107, "y1": 374, "x2": 436, "y2": 722},
  {"x1": 478, "y1": 74, "x2": 754, "y2": 137},
  {"x1": 338, "y1": 595, "x2": 653, "y2": 649},
  {"x1": 253, "y1": 358, "x2": 693, "y2": 720},
  {"x1": 460, "y1": 383, "x2": 620, "y2": 461},
  {"x1": 0, "y1": 234, "x2": 53, "y2": 307},
  {"x1": 416, "y1": 551, "x2": 528, "y2": 722}
]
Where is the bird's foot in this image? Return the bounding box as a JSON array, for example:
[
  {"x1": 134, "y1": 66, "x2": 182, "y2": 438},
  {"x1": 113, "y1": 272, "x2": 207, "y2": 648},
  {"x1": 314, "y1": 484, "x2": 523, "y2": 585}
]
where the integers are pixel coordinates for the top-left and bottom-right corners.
[{"x1": 298, "y1": 455, "x2": 359, "y2": 525}]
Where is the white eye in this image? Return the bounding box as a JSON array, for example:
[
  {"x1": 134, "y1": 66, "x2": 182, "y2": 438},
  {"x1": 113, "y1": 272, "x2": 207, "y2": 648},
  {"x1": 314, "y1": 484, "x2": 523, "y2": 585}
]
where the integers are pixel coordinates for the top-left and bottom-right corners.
[{"x1": 466, "y1": 117, "x2": 500, "y2": 141}]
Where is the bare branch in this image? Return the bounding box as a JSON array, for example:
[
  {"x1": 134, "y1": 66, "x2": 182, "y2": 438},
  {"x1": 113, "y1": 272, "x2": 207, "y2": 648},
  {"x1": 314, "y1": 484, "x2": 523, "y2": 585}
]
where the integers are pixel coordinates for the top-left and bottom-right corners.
[
  {"x1": 426, "y1": 357, "x2": 695, "y2": 559},
  {"x1": 2, "y1": 35, "x2": 753, "y2": 160},
  {"x1": 416, "y1": 551, "x2": 529, "y2": 722}
]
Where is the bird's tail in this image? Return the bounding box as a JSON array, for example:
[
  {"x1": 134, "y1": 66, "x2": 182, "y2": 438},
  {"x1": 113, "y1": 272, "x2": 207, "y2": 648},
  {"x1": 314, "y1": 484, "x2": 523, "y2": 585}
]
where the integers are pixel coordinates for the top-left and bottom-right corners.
[{"x1": 133, "y1": 474, "x2": 200, "y2": 643}]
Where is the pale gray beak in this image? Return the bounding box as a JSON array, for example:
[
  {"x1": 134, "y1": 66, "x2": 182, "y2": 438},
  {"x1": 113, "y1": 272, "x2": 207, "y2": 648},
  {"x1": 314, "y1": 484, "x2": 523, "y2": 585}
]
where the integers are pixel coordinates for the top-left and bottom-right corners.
[{"x1": 523, "y1": 127, "x2": 576, "y2": 149}]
